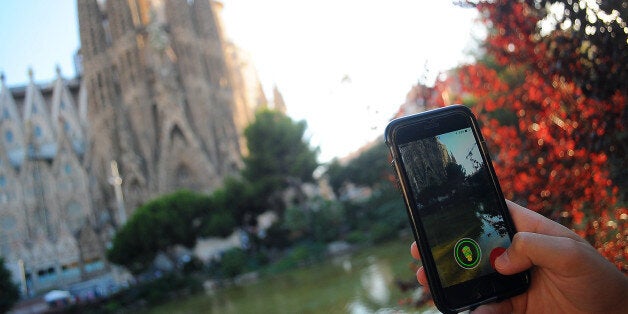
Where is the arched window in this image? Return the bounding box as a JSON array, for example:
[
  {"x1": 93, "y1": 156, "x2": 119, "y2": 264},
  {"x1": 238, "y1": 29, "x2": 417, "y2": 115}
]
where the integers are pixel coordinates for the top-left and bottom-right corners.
[
  {"x1": 176, "y1": 164, "x2": 190, "y2": 182},
  {"x1": 5, "y1": 130, "x2": 13, "y2": 143},
  {"x1": 34, "y1": 125, "x2": 43, "y2": 138}
]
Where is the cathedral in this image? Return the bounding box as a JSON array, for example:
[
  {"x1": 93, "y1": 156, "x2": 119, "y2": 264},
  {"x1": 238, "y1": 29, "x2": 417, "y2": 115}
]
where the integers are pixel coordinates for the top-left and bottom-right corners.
[{"x1": 0, "y1": 0, "x2": 265, "y2": 296}]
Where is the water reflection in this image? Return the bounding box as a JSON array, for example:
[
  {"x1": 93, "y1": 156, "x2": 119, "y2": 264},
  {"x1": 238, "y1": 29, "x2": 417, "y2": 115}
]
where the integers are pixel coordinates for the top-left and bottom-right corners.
[
  {"x1": 347, "y1": 301, "x2": 371, "y2": 314},
  {"x1": 147, "y1": 241, "x2": 439, "y2": 313},
  {"x1": 361, "y1": 257, "x2": 393, "y2": 304},
  {"x1": 343, "y1": 259, "x2": 353, "y2": 272},
  {"x1": 331, "y1": 255, "x2": 353, "y2": 273},
  {"x1": 348, "y1": 256, "x2": 397, "y2": 314}
]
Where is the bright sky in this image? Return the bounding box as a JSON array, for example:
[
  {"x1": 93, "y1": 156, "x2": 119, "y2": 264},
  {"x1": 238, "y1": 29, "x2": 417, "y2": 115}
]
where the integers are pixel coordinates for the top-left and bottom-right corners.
[{"x1": 0, "y1": 0, "x2": 482, "y2": 162}]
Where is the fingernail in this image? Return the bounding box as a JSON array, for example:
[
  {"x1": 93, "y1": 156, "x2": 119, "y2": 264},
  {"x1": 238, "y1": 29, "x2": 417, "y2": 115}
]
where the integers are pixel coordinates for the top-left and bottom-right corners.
[
  {"x1": 494, "y1": 250, "x2": 509, "y2": 270},
  {"x1": 489, "y1": 247, "x2": 506, "y2": 269}
]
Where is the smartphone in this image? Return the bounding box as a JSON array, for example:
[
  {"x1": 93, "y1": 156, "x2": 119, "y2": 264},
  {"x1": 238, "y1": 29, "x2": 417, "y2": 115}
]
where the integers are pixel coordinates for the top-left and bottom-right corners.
[{"x1": 385, "y1": 105, "x2": 529, "y2": 313}]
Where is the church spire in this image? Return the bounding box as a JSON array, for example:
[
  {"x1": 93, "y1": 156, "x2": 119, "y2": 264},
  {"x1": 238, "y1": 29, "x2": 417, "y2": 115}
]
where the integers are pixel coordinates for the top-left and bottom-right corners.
[
  {"x1": 0, "y1": 73, "x2": 26, "y2": 167},
  {"x1": 106, "y1": 0, "x2": 136, "y2": 41},
  {"x1": 272, "y1": 85, "x2": 287, "y2": 114},
  {"x1": 77, "y1": 0, "x2": 108, "y2": 59},
  {"x1": 193, "y1": 0, "x2": 221, "y2": 41},
  {"x1": 24, "y1": 69, "x2": 57, "y2": 159}
]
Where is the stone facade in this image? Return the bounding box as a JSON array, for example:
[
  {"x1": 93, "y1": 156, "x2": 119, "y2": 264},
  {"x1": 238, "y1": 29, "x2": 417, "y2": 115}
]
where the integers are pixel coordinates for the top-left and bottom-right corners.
[
  {"x1": 399, "y1": 137, "x2": 455, "y2": 195},
  {"x1": 0, "y1": 0, "x2": 265, "y2": 295},
  {"x1": 0, "y1": 72, "x2": 107, "y2": 295},
  {"x1": 77, "y1": 0, "x2": 264, "y2": 216}
]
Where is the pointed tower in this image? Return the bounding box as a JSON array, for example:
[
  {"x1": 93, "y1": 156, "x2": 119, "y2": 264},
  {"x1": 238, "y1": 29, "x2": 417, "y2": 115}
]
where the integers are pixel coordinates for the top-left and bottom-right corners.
[
  {"x1": 77, "y1": 0, "x2": 108, "y2": 61},
  {"x1": 51, "y1": 67, "x2": 86, "y2": 155},
  {"x1": 272, "y1": 85, "x2": 287, "y2": 114},
  {"x1": 0, "y1": 73, "x2": 26, "y2": 167},
  {"x1": 20, "y1": 71, "x2": 61, "y2": 242},
  {"x1": 23, "y1": 69, "x2": 58, "y2": 159},
  {"x1": 223, "y1": 43, "x2": 267, "y2": 154}
]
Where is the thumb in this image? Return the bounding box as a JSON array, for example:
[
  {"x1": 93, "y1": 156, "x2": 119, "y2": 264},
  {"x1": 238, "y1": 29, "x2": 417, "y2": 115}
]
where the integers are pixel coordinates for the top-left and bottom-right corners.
[{"x1": 494, "y1": 232, "x2": 580, "y2": 275}]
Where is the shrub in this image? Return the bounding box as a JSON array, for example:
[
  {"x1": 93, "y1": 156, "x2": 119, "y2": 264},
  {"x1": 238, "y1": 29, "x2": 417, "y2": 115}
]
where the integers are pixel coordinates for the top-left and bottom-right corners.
[{"x1": 219, "y1": 248, "x2": 248, "y2": 278}]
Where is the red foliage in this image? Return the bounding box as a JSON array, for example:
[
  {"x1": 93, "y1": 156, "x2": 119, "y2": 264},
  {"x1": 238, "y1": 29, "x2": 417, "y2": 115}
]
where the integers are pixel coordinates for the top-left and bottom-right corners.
[{"x1": 424, "y1": 0, "x2": 627, "y2": 272}]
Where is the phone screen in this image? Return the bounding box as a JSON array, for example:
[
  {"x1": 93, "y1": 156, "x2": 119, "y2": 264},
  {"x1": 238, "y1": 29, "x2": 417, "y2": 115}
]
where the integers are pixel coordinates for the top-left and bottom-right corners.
[
  {"x1": 387, "y1": 106, "x2": 529, "y2": 312},
  {"x1": 398, "y1": 126, "x2": 511, "y2": 288}
]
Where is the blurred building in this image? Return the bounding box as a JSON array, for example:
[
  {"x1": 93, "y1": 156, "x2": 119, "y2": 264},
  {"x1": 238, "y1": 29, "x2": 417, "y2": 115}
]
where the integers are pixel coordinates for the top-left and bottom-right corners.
[
  {"x1": 0, "y1": 0, "x2": 266, "y2": 295},
  {"x1": 77, "y1": 0, "x2": 265, "y2": 215},
  {"x1": 0, "y1": 70, "x2": 110, "y2": 296}
]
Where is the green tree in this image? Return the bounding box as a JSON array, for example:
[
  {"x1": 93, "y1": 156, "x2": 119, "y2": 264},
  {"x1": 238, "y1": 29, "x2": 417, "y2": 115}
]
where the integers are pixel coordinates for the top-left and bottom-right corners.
[
  {"x1": 218, "y1": 248, "x2": 248, "y2": 278},
  {"x1": 242, "y1": 109, "x2": 319, "y2": 212},
  {"x1": 0, "y1": 257, "x2": 20, "y2": 313},
  {"x1": 283, "y1": 197, "x2": 345, "y2": 243},
  {"x1": 343, "y1": 183, "x2": 406, "y2": 244},
  {"x1": 210, "y1": 176, "x2": 266, "y2": 228},
  {"x1": 325, "y1": 141, "x2": 391, "y2": 196},
  {"x1": 107, "y1": 190, "x2": 234, "y2": 274}
]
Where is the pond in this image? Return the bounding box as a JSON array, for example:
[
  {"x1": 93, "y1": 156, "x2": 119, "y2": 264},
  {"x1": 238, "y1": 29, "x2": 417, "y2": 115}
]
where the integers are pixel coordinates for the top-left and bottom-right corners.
[{"x1": 144, "y1": 238, "x2": 438, "y2": 314}]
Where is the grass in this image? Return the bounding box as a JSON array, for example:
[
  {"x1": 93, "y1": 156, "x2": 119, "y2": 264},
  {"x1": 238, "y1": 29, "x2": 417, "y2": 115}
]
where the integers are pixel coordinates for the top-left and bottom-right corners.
[{"x1": 421, "y1": 201, "x2": 484, "y2": 287}]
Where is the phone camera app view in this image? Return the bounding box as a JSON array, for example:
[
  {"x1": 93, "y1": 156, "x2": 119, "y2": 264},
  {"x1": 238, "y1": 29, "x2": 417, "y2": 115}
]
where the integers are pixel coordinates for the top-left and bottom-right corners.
[{"x1": 398, "y1": 127, "x2": 510, "y2": 287}]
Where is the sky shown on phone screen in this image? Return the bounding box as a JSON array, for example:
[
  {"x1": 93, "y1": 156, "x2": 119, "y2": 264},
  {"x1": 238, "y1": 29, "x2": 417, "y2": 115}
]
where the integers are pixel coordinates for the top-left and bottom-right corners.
[{"x1": 435, "y1": 127, "x2": 481, "y2": 176}]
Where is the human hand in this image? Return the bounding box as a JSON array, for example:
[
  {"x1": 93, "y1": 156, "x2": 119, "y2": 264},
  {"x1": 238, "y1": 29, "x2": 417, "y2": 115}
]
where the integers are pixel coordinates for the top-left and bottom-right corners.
[{"x1": 411, "y1": 200, "x2": 628, "y2": 313}]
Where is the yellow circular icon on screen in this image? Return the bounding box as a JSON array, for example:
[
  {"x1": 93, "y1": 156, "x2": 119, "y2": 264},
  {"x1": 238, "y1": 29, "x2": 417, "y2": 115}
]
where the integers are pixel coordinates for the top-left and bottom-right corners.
[{"x1": 454, "y1": 238, "x2": 481, "y2": 269}]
